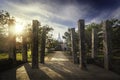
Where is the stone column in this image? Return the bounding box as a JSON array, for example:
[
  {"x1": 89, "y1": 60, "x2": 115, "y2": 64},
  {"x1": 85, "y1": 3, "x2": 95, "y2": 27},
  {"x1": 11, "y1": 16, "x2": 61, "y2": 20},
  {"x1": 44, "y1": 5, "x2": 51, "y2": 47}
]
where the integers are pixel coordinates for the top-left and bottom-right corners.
[
  {"x1": 8, "y1": 19, "x2": 16, "y2": 62},
  {"x1": 71, "y1": 28, "x2": 77, "y2": 64},
  {"x1": 32, "y1": 20, "x2": 39, "y2": 69},
  {"x1": 78, "y1": 19, "x2": 86, "y2": 69},
  {"x1": 103, "y1": 20, "x2": 112, "y2": 70},
  {"x1": 22, "y1": 30, "x2": 27, "y2": 62},
  {"x1": 40, "y1": 27, "x2": 46, "y2": 64},
  {"x1": 91, "y1": 28, "x2": 97, "y2": 59}
]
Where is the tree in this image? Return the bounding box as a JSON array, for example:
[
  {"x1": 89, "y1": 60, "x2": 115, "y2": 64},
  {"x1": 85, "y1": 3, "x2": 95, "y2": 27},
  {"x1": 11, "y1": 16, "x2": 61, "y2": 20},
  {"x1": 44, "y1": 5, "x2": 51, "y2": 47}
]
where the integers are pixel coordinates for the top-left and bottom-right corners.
[
  {"x1": 0, "y1": 10, "x2": 10, "y2": 52},
  {"x1": 0, "y1": 10, "x2": 10, "y2": 25},
  {"x1": 39, "y1": 25, "x2": 53, "y2": 63},
  {"x1": 38, "y1": 25, "x2": 53, "y2": 46},
  {"x1": 62, "y1": 28, "x2": 71, "y2": 47},
  {"x1": 85, "y1": 23, "x2": 102, "y2": 53},
  {"x1": 108, "y1": 19, "x2": 120, "y2": 55}
]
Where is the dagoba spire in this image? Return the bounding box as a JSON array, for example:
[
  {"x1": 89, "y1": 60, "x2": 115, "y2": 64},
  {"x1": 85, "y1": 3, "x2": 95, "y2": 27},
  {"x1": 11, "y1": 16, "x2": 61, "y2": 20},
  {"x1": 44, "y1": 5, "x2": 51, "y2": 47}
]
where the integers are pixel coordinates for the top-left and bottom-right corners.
[{"x1": 57, "y1": 33, "x2": 62, "y2": 42}]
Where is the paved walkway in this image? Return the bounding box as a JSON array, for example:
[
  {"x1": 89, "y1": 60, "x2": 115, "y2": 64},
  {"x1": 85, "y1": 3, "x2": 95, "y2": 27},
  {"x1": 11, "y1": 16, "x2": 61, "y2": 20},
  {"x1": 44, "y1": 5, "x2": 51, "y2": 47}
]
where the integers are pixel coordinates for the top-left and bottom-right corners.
[{"x1": 0, "y1": 51, "x2": 120, "y2": 80}]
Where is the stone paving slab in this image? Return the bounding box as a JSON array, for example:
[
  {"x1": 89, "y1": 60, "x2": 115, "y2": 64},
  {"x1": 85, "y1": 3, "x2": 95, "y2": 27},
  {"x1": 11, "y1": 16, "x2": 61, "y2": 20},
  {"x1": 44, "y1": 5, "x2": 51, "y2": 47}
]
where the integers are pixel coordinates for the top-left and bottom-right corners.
[
  {"x1": 0, "y1": 62, "x2": 120, "y2": 80},
  {"x1": 0, "y1": 51, "x2": 120, "y2": 80}
]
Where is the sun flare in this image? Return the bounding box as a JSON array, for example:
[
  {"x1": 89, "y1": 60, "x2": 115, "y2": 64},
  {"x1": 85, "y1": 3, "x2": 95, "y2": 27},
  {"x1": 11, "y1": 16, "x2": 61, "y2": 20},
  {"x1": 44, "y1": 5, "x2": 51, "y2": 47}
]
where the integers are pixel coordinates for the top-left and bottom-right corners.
[{"x1": 15, "y1": 23, "x2": 24, "y2": 34}]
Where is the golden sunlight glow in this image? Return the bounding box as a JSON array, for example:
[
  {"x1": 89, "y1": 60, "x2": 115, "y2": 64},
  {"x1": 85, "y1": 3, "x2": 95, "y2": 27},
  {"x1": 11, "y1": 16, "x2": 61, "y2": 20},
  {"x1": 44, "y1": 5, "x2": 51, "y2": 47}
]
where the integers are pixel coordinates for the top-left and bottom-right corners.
[{"x1": 15, "y1": 23, "x2": 24, "y2": 34}]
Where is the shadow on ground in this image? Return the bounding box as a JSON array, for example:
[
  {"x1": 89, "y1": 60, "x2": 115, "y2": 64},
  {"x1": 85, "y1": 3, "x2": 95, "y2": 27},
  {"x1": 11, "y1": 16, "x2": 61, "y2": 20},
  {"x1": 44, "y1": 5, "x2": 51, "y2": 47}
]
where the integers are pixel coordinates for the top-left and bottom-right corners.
[
  {"x1": 0, "y1": 51, "x2": 120, "y2": 80},
  {"x1": 24, "y1": 63, "x2": 52, "y2": 80}
]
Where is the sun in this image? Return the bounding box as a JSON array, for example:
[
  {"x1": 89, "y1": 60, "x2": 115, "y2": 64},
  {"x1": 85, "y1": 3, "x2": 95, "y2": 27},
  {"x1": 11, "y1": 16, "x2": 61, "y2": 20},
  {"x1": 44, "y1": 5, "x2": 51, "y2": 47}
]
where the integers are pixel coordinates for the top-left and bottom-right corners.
[{"x1": 15, "y1": 23, "x2": 24, "y2": 34}]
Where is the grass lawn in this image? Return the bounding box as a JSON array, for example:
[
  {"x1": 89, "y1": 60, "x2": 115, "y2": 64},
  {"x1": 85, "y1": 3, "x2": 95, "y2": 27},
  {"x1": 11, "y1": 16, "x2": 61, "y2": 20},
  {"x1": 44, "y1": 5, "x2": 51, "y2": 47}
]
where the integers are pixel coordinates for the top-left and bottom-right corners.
[
  {"x1": 0, "y1": 50, "x2": 32, "y2": 61},
  {"x1": 97, "y1": 54, "x2": 120, "y2": 59},
  {"x1": 0, "y1": 53, "x2": 8, "y2": 60}
]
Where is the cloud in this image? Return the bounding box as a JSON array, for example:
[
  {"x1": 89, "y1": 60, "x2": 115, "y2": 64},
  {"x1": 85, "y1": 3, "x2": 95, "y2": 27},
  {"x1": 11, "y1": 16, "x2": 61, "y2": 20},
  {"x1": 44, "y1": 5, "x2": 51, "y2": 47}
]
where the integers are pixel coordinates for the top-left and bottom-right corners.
[
  {"x1": 2, "y1": 0, "x2": 71, "y2": 38},
  {"x1": 0, "y1": 0, "x2": 120, "y2": 39},
  {"x1": 111, "y1": 7, "x2": 120, "y2": 19},
  {"x1": 0, "y1": 0, "x2": 89, "y2": 38},
  {"x1": 86, "y1": 7, "x2": 120, "y2": 24},
  {"x1": 4, "y1": 0, "x2": 91, "y2": 23},
  {"x1": 87, "y1": 11, "x2": 110, "y2": 24},
  {"x1": 41, "y1": 21, "x2": 69, "y2": 39}
]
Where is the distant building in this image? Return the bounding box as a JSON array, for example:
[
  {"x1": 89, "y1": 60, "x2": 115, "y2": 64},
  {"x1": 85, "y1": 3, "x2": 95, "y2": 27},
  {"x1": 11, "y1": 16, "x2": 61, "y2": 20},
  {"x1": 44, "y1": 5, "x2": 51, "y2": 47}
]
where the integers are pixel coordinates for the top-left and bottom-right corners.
[
  {"x1": 57, "y1": 33, "x2": 63, "y2": 43},
  {"x1": 55, "y1": 33, "x2": 67, "y2": 51},
  {"x1": 61, "y1": 43, "x2": 67, "y2": 51}
]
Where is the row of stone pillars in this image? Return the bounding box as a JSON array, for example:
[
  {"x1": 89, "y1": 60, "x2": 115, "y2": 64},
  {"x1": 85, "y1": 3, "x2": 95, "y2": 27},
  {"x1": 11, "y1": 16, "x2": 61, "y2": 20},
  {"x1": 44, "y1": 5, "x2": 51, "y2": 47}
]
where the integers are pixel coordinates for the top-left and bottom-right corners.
[
  {"x1": 71, "y1": 19, "x2": 112, "y2": 70},
  {"x1": 91, "y1": 20, "x2": 112, "y2": 70},
  {"x1": 8, "y1": 20, "x2": 46, "y2": 69},
  {"x1": 8, "y1": 19, "x2": 28, "y2": 64},
  {"x1": 8, "y1": 19, "x2": 112, "y2": 70},
  {"x1": 8, "y1": 19, "x2": 30, "y2": 63},
  {"x1": 71, "y1": 19, "x2": 86, "y2": 69}
]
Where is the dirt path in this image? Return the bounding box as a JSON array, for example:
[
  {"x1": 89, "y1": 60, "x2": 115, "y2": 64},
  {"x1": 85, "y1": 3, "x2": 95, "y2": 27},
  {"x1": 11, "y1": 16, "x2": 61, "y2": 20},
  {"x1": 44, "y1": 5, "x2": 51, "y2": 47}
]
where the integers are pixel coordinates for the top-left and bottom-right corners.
[
  {"x1": 0, "y1": 51, "x2": 120, "y2": 80},
  {"x1": 45, "y1": 51, "x2": 69, "y2": 62}
]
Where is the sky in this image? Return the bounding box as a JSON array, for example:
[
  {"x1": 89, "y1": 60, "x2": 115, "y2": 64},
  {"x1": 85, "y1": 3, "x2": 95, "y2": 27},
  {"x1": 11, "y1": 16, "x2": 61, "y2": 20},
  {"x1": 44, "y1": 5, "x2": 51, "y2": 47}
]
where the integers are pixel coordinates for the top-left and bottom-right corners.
[{"x1": 0, "y1": 0, "x2": 120, "y2": 39}]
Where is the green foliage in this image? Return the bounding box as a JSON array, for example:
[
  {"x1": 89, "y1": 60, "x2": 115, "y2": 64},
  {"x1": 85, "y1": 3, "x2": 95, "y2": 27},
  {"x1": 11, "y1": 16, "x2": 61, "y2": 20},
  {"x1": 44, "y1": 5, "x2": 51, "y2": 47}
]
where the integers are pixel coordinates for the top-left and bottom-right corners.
[
  {"x1": 86, "y1": 23, "x2": 102, "y2": 31},
  {"x1": 112, "y1": 26, "x2": 120, "y2": 49},
  {"x1": 0, "y1": 50, "x2": 32, "y2": 61},
  {"x1": 110, "y1": 19, "x2": 120, "y2": 54},
  {"x1": 0, "y1": 53, "x2": 8, "y2": 59},
  {"x1": 62, "y1": 28, "x2": 71, "y2": 47},
  {"x1": 0, "y1": 10, "x2": 10, "y2": 25},
  {"x1": 38, "y1": 25, "x2": 54, "y2": 50},
  {"x1": 85, "y1": 23, "x2": 102, "y2": 53},
  {"x1": 38, "y1": 25, "x2": 53, "y2": 35},
  {"x1": 0, "y1": 10, "x2": 11, "y2": 52}
]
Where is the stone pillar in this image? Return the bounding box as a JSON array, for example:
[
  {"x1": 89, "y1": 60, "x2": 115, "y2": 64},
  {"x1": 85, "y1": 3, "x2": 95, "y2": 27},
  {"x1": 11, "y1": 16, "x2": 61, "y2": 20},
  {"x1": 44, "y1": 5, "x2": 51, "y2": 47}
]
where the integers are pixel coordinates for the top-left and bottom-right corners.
[
  {"x1": 40, "y1": 27, "x2": 46, "y2": 64},
  {"x1": 71, "y1": 28, "x2": 78, "y2": 64},
  {"x1": 103, "y1": 20, "x2": 112, "y2": 70},
  {"x1": 22, "y1": 30, "x2": 27, "y2": 62},
  {"x1": 32, "y1": 20, "x2": 39, "y2": 69},
  {"x1": 78, "y1": 19, "x2": 86, "y2": 69},
  {"x1": 8, "y1": 19, "x2": 16, "y2": 62},
  {"x1": 91, "y1": 28, "x2": 97, "y2": 59}
]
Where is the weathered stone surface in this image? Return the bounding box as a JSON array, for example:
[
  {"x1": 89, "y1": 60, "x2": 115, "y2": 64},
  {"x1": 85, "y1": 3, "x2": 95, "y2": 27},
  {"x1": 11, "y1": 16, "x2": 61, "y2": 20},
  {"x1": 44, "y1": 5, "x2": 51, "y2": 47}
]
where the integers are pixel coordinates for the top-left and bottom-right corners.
[
  {"x1": 8, "y1": 19, "x2": 16, "y2": 62},
  {"x1": 71, "y1": 28, "x2": 77, "y2": 64},
  {"x1": 31, "y1": 20, "x2": 39, "y2": 69},
  {"x1": 22, "y1": 30, "x2": 27, "y2": 62},
  {"x1": 91, "y1": 28, "x2": 97, "y2": 59},
  {"x1": 78, "y1": 19, "x2": 86, "y2": 69},
  {"x1": 1, "y1": 51, "x2": 120, "y2": 80},
  {"x1": 103, "y1": 20, "x2": 112, "y2": 70},
  {"x1": 40, "y1": 27, "x2": 47, "y2": 64}
]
